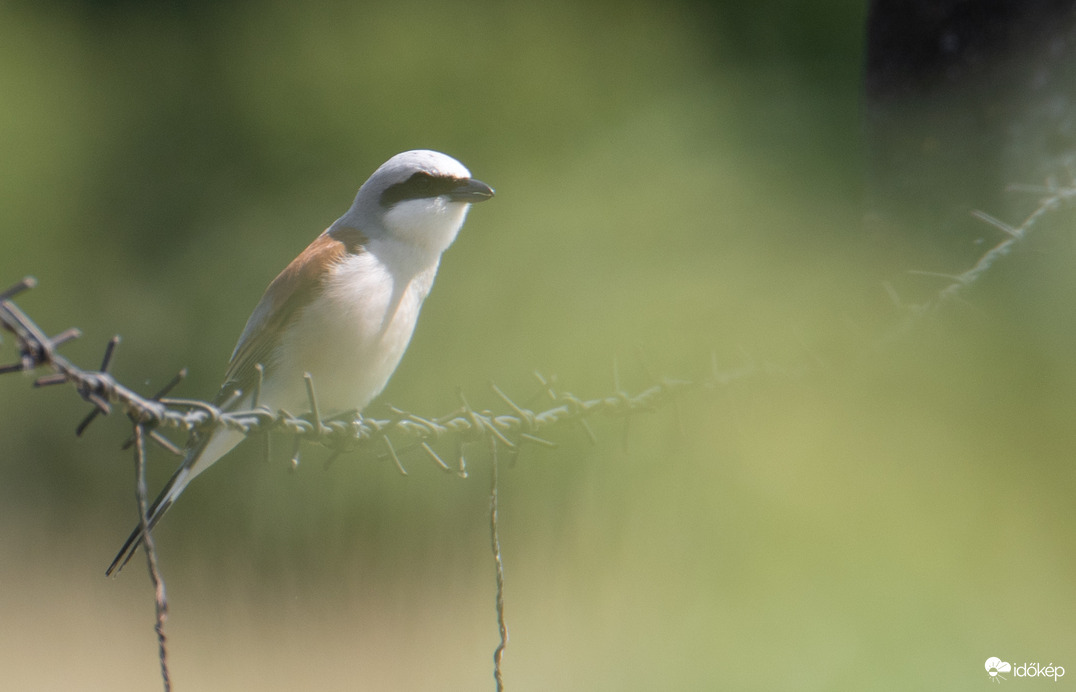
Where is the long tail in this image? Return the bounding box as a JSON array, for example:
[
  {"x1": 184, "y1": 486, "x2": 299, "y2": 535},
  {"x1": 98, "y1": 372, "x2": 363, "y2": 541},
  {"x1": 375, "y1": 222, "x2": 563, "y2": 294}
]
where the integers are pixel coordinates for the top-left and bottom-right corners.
[
  {"x1": 105, "y1": 463, "x2": 192, "y2": 576},
  {"x1": 106, "y1": 428, "x2": 243, "y2": 576}
]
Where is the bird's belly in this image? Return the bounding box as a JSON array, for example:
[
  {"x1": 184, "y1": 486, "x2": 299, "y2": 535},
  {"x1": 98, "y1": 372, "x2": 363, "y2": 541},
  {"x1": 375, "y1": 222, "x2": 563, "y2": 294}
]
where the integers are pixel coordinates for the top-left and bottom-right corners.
[{"x1": 266, "y1": 260, "x2": 428, "y2": 416}]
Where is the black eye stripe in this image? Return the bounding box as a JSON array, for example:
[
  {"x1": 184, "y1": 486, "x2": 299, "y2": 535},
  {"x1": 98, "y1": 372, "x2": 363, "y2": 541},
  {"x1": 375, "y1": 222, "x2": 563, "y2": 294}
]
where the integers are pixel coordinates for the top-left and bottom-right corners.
[{"x1": 380, "y1": 172, "x2": 466, "y2": 207}]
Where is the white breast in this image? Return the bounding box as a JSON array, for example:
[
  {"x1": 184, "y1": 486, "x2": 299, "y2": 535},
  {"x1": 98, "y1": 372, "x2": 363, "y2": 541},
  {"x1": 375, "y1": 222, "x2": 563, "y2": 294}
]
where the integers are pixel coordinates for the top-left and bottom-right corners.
[{"x1": 263, "y1": 247, "x2": 439, "y2": 416}]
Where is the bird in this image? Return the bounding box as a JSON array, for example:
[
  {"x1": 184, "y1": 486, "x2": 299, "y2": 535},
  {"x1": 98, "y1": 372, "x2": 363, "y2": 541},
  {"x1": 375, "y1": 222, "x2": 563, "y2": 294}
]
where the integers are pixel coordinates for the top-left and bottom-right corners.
[{"x1": 106, "y1": 149, "x2": 494, "y2": 575}]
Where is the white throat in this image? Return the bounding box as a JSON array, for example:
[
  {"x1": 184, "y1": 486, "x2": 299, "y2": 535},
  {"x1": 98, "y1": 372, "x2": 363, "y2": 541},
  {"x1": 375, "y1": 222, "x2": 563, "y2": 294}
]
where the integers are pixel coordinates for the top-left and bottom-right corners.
[{"x1": 381, "y1": 197, "x2": 472, "y2": 257}]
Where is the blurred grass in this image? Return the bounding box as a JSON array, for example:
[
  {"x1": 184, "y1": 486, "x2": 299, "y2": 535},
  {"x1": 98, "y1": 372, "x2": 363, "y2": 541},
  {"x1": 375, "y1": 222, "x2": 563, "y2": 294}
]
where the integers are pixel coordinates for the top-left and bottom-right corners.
[{"x1": 1, "y1": 1, "x2": 1074, "y2": 691}]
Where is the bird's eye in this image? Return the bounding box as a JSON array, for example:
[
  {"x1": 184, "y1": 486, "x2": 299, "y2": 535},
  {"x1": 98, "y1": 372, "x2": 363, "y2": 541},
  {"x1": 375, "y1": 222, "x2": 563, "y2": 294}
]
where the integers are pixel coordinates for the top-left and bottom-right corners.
[
  {"x1": 380, "y1": 172, "x2": 455, "y2": 207},
  {"x1": 411, "y1": 173, "x2": 433, "y2": 191}
]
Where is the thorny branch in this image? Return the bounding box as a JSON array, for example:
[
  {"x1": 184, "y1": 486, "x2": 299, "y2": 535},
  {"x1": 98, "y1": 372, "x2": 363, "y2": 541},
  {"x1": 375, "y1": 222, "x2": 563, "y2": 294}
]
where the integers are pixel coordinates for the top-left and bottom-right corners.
[
  {"x1": 886, "y1": 178, "x2": 1076, "y2": 337},
  {"x1": 133, "y1": 423, "x2": 170, "y2": 692},
  {"x1": 0, "y1": 277, "x2": 739, "y2": 462},
  {"x1": 489, "y1": 436, "x2": 507, "y2": 692}
]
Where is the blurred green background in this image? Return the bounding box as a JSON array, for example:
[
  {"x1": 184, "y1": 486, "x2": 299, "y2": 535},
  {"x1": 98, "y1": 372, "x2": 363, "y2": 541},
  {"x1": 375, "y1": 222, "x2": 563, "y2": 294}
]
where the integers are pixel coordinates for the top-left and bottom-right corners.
[{"x1": 1, "y1": 1, "x2": 1073, "y2": 690}]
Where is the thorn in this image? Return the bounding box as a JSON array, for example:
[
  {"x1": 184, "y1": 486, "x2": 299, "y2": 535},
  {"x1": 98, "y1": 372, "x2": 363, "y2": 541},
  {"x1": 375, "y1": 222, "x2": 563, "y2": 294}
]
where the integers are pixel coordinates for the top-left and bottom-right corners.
[
  {"x1": 519, "y1": 432, "x2": 556, "y2": 448},
  {"x1": 303, "y1": 372, "x2": 325, "y2": 435},
  {"x1": 217, "y1": 387, "x2": 244, "y2": 412},
  {"x1": 149, "y1": 430, "x2": 184, "y2": 456},
  {"x1": 49, "y1": 327, "x2": 81, "y2": 347},
  {"x1": 0, "y1": 276, "x2": 37, "y2": 302},
  {"x1": 456, "y1": 387, "x2": 484, "y2": 436},
  {"x1": 459, "y1": 387, "x2": 515, "y2": 449},
  {"x1": 486, "y1": 419, "x2": 517, "y2": 449},
  {"x1": 100, "y1": 335, "x2": 121, "y2": 372},
  {"x1": 421, "y1": 441, "x2": 452, "y2": 472},
  {"x1": 456, "y1": 386, "x2": 474, "y2": 412},
  {"x1": 971, "y1": 210, "x2": 1021, "y2": 237},
  {"x1": 289, "y1": 437, "x2": 302, "y2": 470},
  {"x1": 397, "y1": 409, "x2": 445, "y2": 438},
  {"x1": 149, "y1": 367, "x2": 186, "y2": 401},
  {"x1": 532, "y1": 371, "x2": 556, "y2": 400},
  {"x1": 278, "y1": 408, "x2": 312, "y2": 435},
  {"x1": 537, "y1": 370, "x2": 596, "y2": 444},
  {"x1": 490, "y1": 382, "x2": 534, "y2": 430},
  {"x1": 382, "y1": 435, "x2": 408, "y2": 475},
  {"x1": 86, "y1": 392, "x2": 111, "y2": 415},
  {"x1": 578, "y1": 418, "x2": 598, "y2": 445},
  {"x1": 456, "y1": 439, "x2": 468, "y2": 479},
  {"x1": 75, "y1": 408, "x2": 101, "y2": 437},
  {"x1": 157, "y1": 396, "x2": 224, "y2": 434}
]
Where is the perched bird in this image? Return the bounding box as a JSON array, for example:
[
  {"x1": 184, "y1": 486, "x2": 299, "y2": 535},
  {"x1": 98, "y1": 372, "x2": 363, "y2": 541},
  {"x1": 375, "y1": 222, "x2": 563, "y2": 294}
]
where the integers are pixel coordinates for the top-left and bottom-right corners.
[{"x1": 107, "y1": 150, "x2": 494, "y2": 575}]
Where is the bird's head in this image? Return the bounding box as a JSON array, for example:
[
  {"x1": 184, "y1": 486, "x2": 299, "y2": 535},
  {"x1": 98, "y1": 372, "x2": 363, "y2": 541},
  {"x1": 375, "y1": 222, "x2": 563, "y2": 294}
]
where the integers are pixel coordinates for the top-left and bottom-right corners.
[{"x1": 348, "y1": 150, "x2": 494, "y2": 255}]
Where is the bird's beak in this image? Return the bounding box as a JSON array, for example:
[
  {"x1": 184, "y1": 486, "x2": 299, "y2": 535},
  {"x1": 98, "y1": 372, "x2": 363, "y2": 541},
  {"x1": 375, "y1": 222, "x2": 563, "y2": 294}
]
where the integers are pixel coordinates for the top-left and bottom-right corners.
[{"x1": 449, "y1": 178, "x2": 495, "y2": 203}]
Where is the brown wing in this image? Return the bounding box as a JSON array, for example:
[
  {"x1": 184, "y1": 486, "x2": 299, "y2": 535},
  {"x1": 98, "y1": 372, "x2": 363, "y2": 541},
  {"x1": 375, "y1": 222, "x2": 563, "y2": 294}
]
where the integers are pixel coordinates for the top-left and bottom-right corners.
[{"x1": 215, "y1": 226, "x2": 368, "y2": 408}]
